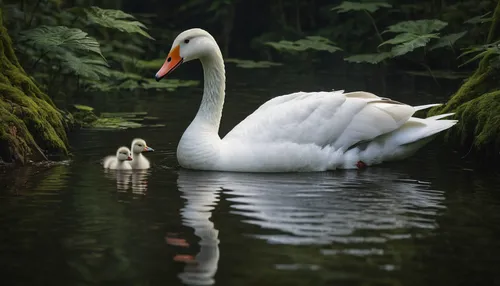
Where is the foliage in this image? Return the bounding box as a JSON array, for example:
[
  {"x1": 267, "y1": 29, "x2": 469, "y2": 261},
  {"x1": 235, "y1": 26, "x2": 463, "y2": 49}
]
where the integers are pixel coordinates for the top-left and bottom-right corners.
[
  {"x1": 6, "y1": 2, "x2": 198, "y2": 102},
  {"x1": 81, "y1": 7, "x2": 154, "y2": 40},
  {"x1": 331, "y1": 1, "x2": 392, "y2": 13},
  {"x1": 429, "y1": 31, "x2": 468, "y2": 50},
  {"x1": 380, "y1": 19, "x2": 447, "y2": 56},
  {"x1": 225, "y1": 58, "x2": 283, "y2": 68},
  {"x1": 458, "y1": 40, "x2": 500, "y2": 67},
  {"x1": 342, "y1": 19, "x2": 456, "y2": 64},
  {"x1": 18, "y1": 25, "x2": 104, "y2": 58},
  {"x1": 344, "y1": 52, "x2": 393, "y2": 64},
  {"x1": 265, "y1": 36, "x2": 342, "y2": 54}
]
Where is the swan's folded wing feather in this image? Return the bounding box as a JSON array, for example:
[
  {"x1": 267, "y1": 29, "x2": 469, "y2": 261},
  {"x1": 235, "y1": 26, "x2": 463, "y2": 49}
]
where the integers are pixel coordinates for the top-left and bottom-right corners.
[{"x1": 222, "y1": 91, "x2": 416, "y2": 150}]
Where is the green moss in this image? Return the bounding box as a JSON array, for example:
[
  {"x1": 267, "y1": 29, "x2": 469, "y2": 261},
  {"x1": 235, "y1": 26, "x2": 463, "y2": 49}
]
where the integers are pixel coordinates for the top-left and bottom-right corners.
[
  {"x1": 0, "y1": 9, "x2": 69, "y2": 164},
  {"x1": 427, "y1": 67, "x2": 500, "y2": 159},
  {"x1": 454, "y1": 91, "x2": 500, "y2": 152}
]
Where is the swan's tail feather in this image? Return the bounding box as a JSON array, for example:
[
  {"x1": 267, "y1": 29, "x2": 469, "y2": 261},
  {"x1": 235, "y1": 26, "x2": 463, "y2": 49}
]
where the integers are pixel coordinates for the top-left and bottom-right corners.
[
  {"x1": 346, "y1": 114, "x2": 458, "y2": 167},
  {"x1": 413, "y1": 103, "x2": 443, "y2": 111},
  {"x1": 426, "y1": 112, "x2": 455, "y2": 120}
]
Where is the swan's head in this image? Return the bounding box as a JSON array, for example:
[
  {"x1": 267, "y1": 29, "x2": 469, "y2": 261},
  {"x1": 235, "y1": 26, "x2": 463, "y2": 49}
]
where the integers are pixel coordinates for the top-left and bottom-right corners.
[
  {"x1": 116, "y1": 147, "x2": 133, "y2": 161},
  {"x1": 131, "y1": 138, "x2": 154, "y2": 154},
  {"x1": 155, "y1": 28, "x2": 219, "y2": 81}
]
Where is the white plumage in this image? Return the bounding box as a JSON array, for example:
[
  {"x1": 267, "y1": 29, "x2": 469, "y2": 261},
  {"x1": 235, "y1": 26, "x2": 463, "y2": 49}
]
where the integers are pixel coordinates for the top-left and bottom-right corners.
[
  {"x1": 156, "y1": 28, "x2": 457, "y2": 173},
  {"x1": 130, "y1": 138, "x2": 154, "y2": 169},
  {"x1": 103, "y1": 146, "x2": 133, "y2": 170}
]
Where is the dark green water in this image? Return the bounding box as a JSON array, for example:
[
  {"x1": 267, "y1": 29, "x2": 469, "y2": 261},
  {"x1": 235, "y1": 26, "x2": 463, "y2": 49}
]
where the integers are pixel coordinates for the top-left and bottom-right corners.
[{"x1": 1, "y1": 65, "x2": 500, "y2": 286}]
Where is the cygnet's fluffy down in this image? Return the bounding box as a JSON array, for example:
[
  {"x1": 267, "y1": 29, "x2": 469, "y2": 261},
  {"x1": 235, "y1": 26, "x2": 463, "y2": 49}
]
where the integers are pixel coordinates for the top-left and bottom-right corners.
[
  {"x1": 130, "y1": 138, "x2": 154, "y2": 169},
  {"x1": 103, "y1": 146, "x2": 133, "y2": 170}
]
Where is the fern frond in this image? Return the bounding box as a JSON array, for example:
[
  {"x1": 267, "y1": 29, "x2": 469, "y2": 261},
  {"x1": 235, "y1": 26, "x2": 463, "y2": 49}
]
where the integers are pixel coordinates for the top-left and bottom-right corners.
[
  {"x1": 18, "y1": 25, "x2": 105, "y2": 58},
  {"x1": 59, "y1": 52, "x2": 109, "y2": 80},
  {"x1": 84, "y1": 6, "x2": 154, "y2": 40}
]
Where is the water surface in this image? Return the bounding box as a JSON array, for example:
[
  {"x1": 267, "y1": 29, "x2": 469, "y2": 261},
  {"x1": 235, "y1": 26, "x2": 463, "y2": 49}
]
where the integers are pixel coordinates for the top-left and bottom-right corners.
[{"x1": 1, "y1": 65, "x2": 500, "y2": 286}]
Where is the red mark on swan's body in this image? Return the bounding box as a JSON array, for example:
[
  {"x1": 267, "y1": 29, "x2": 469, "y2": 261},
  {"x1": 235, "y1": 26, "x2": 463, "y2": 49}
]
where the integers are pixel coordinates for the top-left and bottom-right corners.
[{"x1": 356, "y1": 161, "x2": 367, "y2": 169}]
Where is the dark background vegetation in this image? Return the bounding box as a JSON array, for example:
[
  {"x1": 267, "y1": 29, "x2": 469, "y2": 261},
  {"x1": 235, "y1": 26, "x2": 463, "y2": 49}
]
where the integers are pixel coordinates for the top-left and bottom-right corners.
[{"x1": 1, "y1": 0, "x2": 499, "y2": 163}]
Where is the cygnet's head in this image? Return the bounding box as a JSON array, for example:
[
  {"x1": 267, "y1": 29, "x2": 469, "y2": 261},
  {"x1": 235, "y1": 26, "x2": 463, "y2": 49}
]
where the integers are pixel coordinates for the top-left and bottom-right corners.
[
  {"x1": 155, "y1": 28, "x2": 220, "y2": 81},
  {"x1": 131, "y1": 138, "x2": 154, "y2": 154},
  {"x1": 116, "y1": 147, "x2": 133, "y2": 161}
]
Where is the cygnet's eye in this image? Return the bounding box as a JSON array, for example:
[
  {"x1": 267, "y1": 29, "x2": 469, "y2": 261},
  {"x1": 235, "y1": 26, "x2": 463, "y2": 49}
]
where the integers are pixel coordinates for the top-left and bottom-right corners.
[
  {"x1": 138, "y1": 144, "x2": 142, "y2": 147},
  {"x1": 184, "y1": 39, "x2": 190, "y2": 44}
]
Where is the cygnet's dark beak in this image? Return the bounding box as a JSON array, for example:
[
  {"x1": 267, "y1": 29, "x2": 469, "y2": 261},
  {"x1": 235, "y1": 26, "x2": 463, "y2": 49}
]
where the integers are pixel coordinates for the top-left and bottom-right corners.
[
  {"x1": 127, "y1": 156, "x2": 133, "y2": 161},
  {"x1": 144, "y1": 146, "x2": 154, "y2": 152}
]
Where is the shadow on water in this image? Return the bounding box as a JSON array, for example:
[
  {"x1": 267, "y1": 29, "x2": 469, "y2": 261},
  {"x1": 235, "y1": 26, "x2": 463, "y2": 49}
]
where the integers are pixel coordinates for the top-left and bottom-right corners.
[{"x1": 0, "y1": 66, "x2": 500, "y2": 286}]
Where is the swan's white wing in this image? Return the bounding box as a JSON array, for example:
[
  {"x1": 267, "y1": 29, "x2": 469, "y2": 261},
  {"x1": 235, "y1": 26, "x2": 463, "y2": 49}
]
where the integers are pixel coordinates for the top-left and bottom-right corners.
[{"x1": 222, "y1": 90, "x2": 416, "y2": 151}]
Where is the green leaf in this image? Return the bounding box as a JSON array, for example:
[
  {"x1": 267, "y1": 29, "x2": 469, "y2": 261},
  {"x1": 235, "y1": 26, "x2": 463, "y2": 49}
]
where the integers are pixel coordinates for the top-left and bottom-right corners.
[
  {"x1": 429, "y1": 31, "x2": 467, "y2": 51},
  {"x1": 19, "y1": 25, "x2": 104, "y2": 58},
  {"x1": 73, "y1": 104, "x2": 94, "y2": 111},
  {"x1": 331, "y1": 1, "x2": 392, "y2": 13},
  {"x1": 84, "y1": 6, "x2": 154, "y2": 40},
  {"x1": 390, "y1": 34, "x2": 439, "y2": 57},
  {"x1": 459, "y1": 50, "x2": 494, "y2": 67},
  {"x1": 265, "y1": 36, "x2": 341, "y2": 53},
  {"x1": 458, "y1": 41, "x2": 500, "y2": 67},
  {"x1": 225, "y1": 58, "x2": 282, "y2": 68},
  {"x1": 464, "y1": 12, "x2": 492, "y2": 24},
  {"x1": 59, "y1": 52, "x2": 109, "y2": 80},
  {"x1": 344, "y1": 52, "x2": 393, "y2": 64},
  {"x1": 383, "y1": 19, "x2": 448, "y2": 35},
  {"x1": 379, "y1": 33, "x2": 422, "y2": 46}
]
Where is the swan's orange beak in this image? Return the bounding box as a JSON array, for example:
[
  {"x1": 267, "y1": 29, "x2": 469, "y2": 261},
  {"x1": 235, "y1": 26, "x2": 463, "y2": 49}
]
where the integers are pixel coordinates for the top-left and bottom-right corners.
[{"x1": 155, "y1": 45, "x2": 183, "y2": 81}]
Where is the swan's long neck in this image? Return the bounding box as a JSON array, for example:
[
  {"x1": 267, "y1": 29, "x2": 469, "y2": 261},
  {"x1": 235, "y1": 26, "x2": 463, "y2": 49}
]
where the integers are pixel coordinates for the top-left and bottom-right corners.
[
  {"x1": 194, "y1": 51, "x2": 226, "y2": 132},
  {"x1": 177, "y1": 46, "x2": 225, "y2": 170}
]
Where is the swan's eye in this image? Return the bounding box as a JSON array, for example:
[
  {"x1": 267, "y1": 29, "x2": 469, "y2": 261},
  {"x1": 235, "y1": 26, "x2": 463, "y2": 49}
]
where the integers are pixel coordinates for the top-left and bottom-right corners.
[{"x1": 184, "y1": 39, "x2": 190, "y2": 44}]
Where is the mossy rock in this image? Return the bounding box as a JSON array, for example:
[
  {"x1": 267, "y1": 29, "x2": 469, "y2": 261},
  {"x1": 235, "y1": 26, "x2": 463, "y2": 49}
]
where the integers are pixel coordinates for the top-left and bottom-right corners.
[
  {"x1": 70, "y1": 104, "x2": 99, "y2": 128},
  {"x1": 0, "y1": 10, "x2": 69, "y2": 164},
  {"x1": 427, "y1": 55, "x2": 500, "y2": 163}
]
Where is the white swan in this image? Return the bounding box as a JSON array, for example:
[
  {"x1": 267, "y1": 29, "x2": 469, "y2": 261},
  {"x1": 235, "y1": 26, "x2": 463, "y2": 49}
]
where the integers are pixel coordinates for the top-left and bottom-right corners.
[
  {"x1": 130, "y1": 138, "x2": 154, "y2": 169},
  {"x1": 154, "y1": 28, "x2": 458, "y2": 173},
  {"x1": 103, "y1": 146, "x2": 133, "y2": 170}
]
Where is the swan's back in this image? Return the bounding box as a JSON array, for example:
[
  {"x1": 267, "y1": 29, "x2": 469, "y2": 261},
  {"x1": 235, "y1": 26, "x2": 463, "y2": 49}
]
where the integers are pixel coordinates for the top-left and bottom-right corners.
[
  {"x1": 214, "y1": 90, "x2": 456, "y2": 172},
  {"x1": 224, "y1": 90, "x2": 416, "y2": 150}
]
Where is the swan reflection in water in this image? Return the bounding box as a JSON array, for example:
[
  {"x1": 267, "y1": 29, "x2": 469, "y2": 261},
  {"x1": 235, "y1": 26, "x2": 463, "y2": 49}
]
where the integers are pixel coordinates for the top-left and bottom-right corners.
[
  {"x1": 174, "y1": 168, "x2": 445, "y2": 285},
  {"x1": 104, "y1": 169, "x2": 150, "y2": 195}
]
